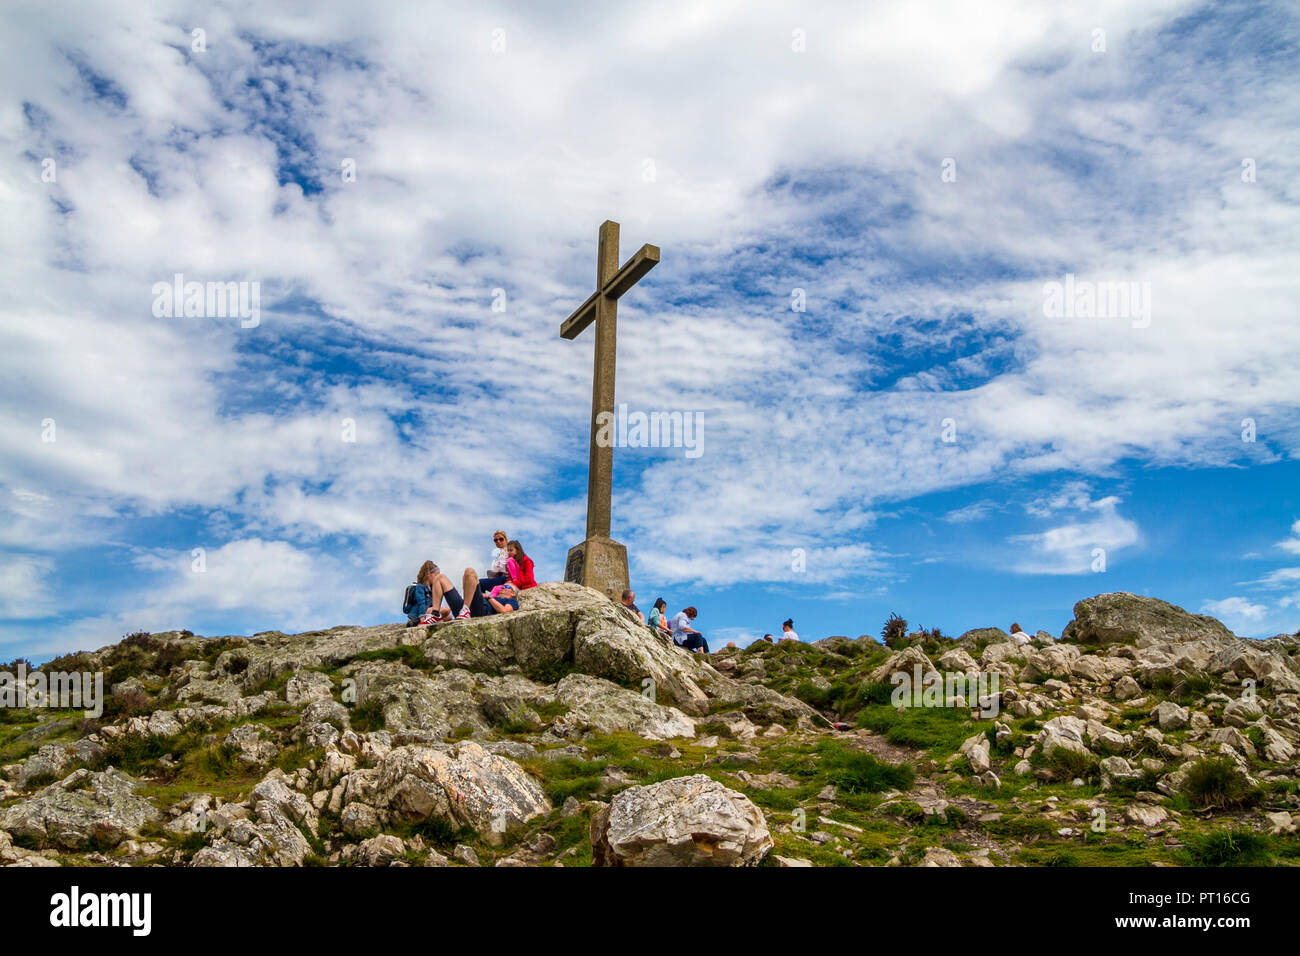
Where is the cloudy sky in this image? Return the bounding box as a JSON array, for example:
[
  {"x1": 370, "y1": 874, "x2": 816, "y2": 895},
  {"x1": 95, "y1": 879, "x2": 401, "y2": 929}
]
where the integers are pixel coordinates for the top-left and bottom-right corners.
[{"x1": 2, "y1": 0, "x2": 1298, "y2": 660}]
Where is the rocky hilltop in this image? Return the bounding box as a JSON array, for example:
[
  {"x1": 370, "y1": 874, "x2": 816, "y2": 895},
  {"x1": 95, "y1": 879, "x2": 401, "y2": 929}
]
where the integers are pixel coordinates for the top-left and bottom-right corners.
[{"x1": 1, "y1": 585, "x2": 1298, "y2": 867}]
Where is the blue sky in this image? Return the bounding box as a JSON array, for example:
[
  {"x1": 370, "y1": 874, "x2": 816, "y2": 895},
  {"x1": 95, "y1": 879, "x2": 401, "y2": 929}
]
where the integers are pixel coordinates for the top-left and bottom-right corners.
[{"x1": 2, "y1": 0, "x2": 1299, "y2": 661}]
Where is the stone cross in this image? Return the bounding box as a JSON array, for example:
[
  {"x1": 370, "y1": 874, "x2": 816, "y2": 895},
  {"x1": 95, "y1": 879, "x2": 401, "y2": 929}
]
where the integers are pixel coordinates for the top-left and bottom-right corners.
[{"x1": 559, "y1": 219, "x2": 659, "y2": 596}]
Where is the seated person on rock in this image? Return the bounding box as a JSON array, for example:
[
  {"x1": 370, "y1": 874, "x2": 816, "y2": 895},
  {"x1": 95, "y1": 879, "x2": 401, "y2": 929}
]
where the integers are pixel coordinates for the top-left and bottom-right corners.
[
  {"x1": 647, "y1": 597, "x2": 671, "y2": 634},
  {"x1": 405, "y1": 560, "x2": 465, "y2": 625},
  {"x1": 505, "y1": 539, "x2": 538, "y2": 590},
  {"x1": 479, "y1": 530, "x2": 512, "y2": 593},
  {"x1": 456, "y1": 568, "x2": 520, "y2": 618},
  {"x1": 620, "y1": 588, "x2": 645, "y2": 623},
  {"x1": 670, "y1": 606, "x2": 708, "y2": 653}
]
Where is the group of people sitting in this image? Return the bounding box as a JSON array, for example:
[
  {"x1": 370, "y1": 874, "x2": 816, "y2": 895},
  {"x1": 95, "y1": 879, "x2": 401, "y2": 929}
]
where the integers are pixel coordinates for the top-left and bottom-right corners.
[
  {"x1": 618, "y1": 589, "x2": 709, "y2": 654},
  {"x1": 403, "y1": 532, "x2": 713, "y2": 657},
  {"x1": 403, "y1": 530, "x2": 537, "y2": 626}
]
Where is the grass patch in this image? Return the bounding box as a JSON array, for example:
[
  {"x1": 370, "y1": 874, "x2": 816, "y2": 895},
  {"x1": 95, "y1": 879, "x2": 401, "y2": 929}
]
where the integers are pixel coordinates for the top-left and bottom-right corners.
[
  {"x1": 820, "y1": 742, "x2": 914, "y2": 795},
  {"x1": 855, "y1": 703, "x2": 974, "y2": 755},
  {"x1": 349, "y1": 698, "x2": 386, "y2": 733},
  {"x1": 1181, "y1": 757, "x2": 1261, "y2": 809},
  {"x1": 349, "y1": 646, "x2": 431, "y2": 671},
  {"x1": 1184, "y1": 829, "x2": 1270, "y2": 866}
]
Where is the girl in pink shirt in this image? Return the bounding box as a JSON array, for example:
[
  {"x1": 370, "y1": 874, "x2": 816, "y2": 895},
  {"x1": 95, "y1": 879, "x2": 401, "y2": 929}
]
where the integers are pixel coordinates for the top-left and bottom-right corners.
[{"x1": 506, "y1": 539, "x2": 537, "y2": 590}]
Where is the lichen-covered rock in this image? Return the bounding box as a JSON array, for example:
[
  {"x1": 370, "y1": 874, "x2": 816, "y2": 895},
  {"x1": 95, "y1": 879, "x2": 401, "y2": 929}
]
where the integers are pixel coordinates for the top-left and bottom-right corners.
[
  {"x1": 1062, "y1": 593, "x2": 1236, "y2": 646},
  {"x1": 590, "y1": 774, "x2": 771, "y2": 867},
  {"x1": 18, "y1": 739, "x2": 105, "y2": 787},
  {"x1": 869, "y1": 646, "x2": 937, "y2": 683},
  {"x1": 0, "y1": 768, "x2": 160, "y2": 849},
  {"x1": 285, "y1": 670, "x2": 335, "y2": 706},
  {"x1": 373, "y1": 742, "x2": 550, "y2": 832},
  {"x1": 551, "y1": 673, "x2": 695, "y2": 741},
  {"x1": 294, "y1": 698, "x2": 350, "y2": 749},
  {"x1": 354, "y1": 664, "x2": 489, "y2": 741},
  {"x1": 571, "y1": 602, "x2": 712, "y2": 715},
  {"x1": 225, "y1": 724, "x2": 278, "y2": 769},
  {"x1": 192, "y1": 804, "x2": 313, "y2": 867}
]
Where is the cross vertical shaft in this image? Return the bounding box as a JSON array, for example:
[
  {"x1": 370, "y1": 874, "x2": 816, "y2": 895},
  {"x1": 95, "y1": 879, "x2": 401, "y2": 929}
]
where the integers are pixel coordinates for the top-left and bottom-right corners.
[
  {"x1": 559, "y1": 219, "x2": 659, "y2": 596},
  {"x1": 586, "y1": 220, "x2": 619, "y2": 539}
]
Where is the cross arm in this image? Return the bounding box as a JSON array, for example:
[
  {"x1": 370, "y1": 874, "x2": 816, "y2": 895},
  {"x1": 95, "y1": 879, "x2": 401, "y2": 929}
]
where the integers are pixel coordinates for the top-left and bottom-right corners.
[
  {"x1": 605, "y1": 243, "x2": 660, "y2": 300},
  {"x1": 559, "y1": 243, "x2": 661, "y2": 339}
]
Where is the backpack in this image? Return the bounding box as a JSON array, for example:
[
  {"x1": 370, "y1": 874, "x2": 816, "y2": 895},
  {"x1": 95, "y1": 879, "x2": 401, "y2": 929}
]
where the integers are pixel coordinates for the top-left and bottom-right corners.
[{"x1": 402, "y1": 583, "x2": 420, "y2": 615}]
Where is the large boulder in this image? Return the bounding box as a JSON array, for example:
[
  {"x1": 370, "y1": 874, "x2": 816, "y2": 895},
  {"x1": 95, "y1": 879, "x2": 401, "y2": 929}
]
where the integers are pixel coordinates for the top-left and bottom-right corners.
[
  {"x1": 570, "y1": 601, "x2": 712, "y2": 715},
  {"x1": 354, "y1": 664, "x2": 490, "y2": 740},
  {"x1": 868, "y1": 646, "x2": 938, "y2": 683},
  {"x1": 590, "y1": 774, "x2": 772, "y2": 866},
  {"x1": 704, "y1": 678, "x2": 819, "y2": 727},
  {"x1": 373, "y1": 742, "x2": 550, "y2": 832},
  {"x1": 0, "y1": 768, "x2": 160, "y2": 849},
  {"x1": 192, "y1": 807, "x2": 313, "y2": 867},
  {"x1": 1062, "y1": 593, "x2": 1236, "y2": 647},
  {"x1": 551, "y1": 674, "x2": 696, "y2": 741},
  {"x1": 18, "y1": 739, "x2": 106, "y2": 787}
]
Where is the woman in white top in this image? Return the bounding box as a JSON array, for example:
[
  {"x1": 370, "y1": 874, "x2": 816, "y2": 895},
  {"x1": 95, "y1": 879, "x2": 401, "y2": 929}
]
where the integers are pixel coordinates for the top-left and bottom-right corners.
[
  {"x1": 781, "y1": 618, "x2": 799, "y2": 641},
  {"x1": 480, "y1": 530, "x2": 511, "y2": 592}
]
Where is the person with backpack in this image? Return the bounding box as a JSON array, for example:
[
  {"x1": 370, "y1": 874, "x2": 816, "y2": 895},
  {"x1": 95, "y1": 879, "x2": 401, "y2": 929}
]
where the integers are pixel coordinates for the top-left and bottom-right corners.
[
  {"x1": 505, "y1": 539, "x2": 537, "y2": 590},
  {"x1": 670, "y1": 606, "x2": 708, "y2": 653},
  {"x1": 403, "y1": 560, "x2": 464, "y2": 625}
]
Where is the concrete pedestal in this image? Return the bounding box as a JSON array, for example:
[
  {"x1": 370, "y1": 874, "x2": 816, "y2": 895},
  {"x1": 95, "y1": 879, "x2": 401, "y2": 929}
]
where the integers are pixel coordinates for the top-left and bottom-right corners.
[{"x1": 564, "y1": 536, "x2": 629, "y2": 599}]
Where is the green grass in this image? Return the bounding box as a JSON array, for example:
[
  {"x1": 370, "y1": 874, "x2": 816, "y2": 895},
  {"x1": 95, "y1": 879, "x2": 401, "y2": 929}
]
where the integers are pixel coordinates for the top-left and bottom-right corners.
[
  {"x1": 525, "y1": 755, "x2": 610, "y2": 804},
  {"x1": 1181, "y1": 757, "x2": 1262, "y2": 809},
  {"x1": 349, "y1": 698, "x2": 386, "y2": 733},
  {"x1": 819, "y1": 742, "x2": 914, "y2": 795},
  {"x1": 1041, "y1": 746, "x2": 1100, "y2": 784},
  {"x1": 855, "y1": 703, "x2": 975, "y2": 754},
  {"x1": 349, "y1": 646, "x2": 431, "y2": 671},
  {"x1": 1183, "y1": 829, "x2": 1270, "y2": 866}
]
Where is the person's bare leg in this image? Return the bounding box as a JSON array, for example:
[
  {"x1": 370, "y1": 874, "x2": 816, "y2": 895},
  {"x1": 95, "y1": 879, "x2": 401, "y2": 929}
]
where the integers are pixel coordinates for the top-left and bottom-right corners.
[
  {"x1": 461, "y1": 568, "x2": 479, "y2": 614},
  {"x1": 430, "y1": 573, "x2": 455, "y2": 619}
]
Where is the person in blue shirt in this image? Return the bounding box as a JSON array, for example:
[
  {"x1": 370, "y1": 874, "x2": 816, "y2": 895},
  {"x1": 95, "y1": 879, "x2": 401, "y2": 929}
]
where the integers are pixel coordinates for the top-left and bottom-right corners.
[{"x1": 404, "y1": 560, "x2": 464, "y2": 625}]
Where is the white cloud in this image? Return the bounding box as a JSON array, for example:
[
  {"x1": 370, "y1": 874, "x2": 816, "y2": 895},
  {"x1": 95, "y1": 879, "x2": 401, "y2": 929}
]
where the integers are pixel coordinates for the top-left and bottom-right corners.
[
  {"x1": 1278, "y1": 519, "x2": 1300, "y2": 555},
  {"x1": 944, "y1": 501, "x2": 995, "y2": 524},
  {"x1": 0, "y1": 554, "x2": 54, "y2": 619},
  {"x1": 1010, "y1": 487, "x2": 1140, "y2": 575},
  {"x1": 1201, "y1": 596, "x2": 1268, "y2": 623},
  {"x1": 2, "y1": 0, "x2": 1298, "y2": 654}
]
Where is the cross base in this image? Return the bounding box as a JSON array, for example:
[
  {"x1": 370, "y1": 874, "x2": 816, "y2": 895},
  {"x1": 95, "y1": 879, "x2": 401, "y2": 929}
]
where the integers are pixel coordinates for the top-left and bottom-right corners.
[{"x1": 563, "y1": 536, "x2": 629, "y2": 599}]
